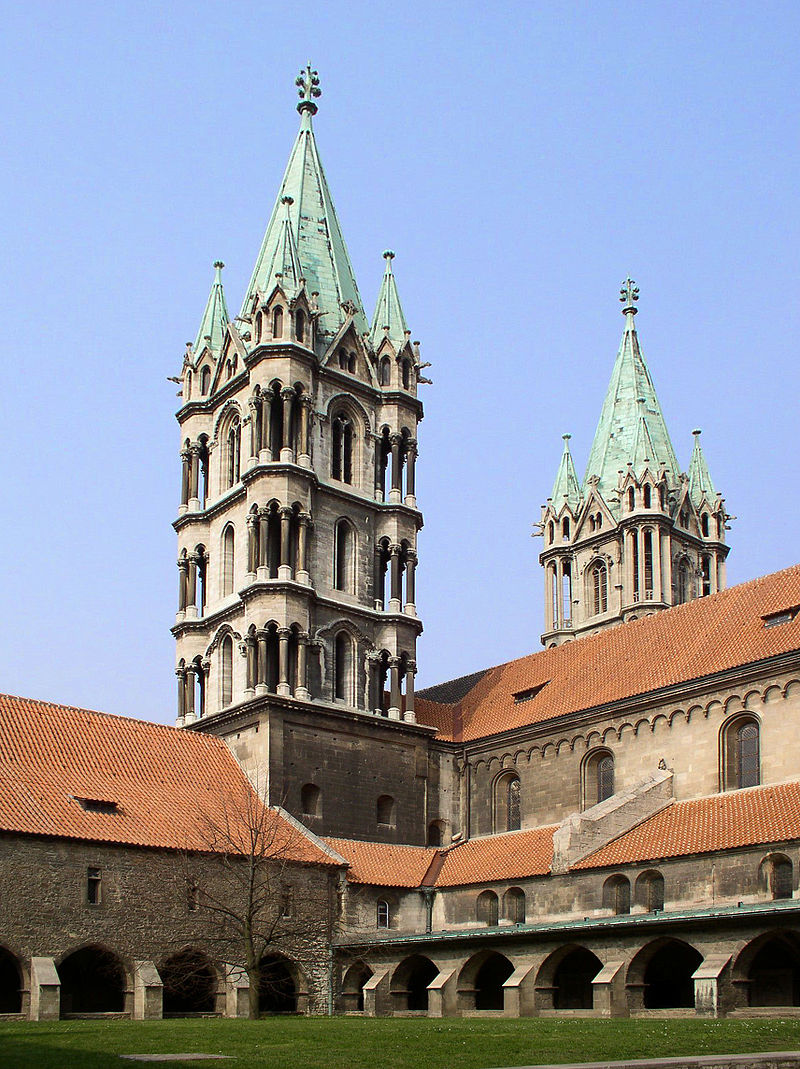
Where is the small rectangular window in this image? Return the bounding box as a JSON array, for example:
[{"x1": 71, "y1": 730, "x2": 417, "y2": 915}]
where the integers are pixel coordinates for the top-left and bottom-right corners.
[
  {"x1": 763, "y1": 608, "x2": 798, "y2": 629},
  {"x1": 280, "y1": 889, "x2": 293, "y2": 918},
  {"x1": 512, "y1": 682, "x2": 548, "y2": 704},
  {"x1": 87, "y1": 867, "x2": 102, "y2": 906},
  {"x1": 74, "y1": 797, "x2": 119, "y2": 814},
  {"x1": 187, "y1": 884, "x2": 199, "y2": 912}
]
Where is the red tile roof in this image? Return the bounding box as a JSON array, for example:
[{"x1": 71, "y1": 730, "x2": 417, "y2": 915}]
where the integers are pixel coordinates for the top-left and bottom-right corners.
[
  {"x1": 325, "y1": 837, "x2": 437, "y2": 887},
  {"x1": 0, "y1": 693, "x2": 336, "y2": 866},
  {"x1": 577, "y1": 781, "x2": 800, "y2": 869},
  {"x1": 416, "y1": 565, "x2": 800, "y2": 742},
  {"x1": 435, "y1": 826, "x2": 556, "y2": 887}
]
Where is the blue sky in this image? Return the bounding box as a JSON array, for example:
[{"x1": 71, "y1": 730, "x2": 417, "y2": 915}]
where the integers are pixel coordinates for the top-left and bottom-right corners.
[{"x1": 2, "y1": 1, "x2": 798, "y2": 723}]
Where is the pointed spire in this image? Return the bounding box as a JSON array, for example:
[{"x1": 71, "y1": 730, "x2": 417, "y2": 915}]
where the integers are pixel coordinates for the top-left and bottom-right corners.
[
  {"x1": 583, "y1": 280, "x2": 681, "y2": 502},
  {"x1": 688, "y1": 429, "x2": 717, "y2": 506},
  {"x1": 550, "y1": 434, "x2": 582, "y2": 510},
  {"x1": 240, "y1": 67, "x2": 368, "y2": 338},
  {"x1": 370, "y1": 250, "x2": 410, "y2": 348},
  {"x1": 193, "y1": 260, "x2": 229, "y2": 357}
]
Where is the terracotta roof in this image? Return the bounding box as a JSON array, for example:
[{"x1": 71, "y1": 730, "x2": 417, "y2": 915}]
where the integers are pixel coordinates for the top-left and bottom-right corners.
[
  {"x1": 436, "y1": 827, "x2": 556, "y2": 887},
  {"x1": 325, "y1": 837, "x2": 437, "y2": 887},
  {"x1": 415, "y1": 565, "x2": 800, "y2": 742},
  {"x1": 576, "y1": 781, "x2": 800, "y2": 869},
  {"x1": 0, "y1": 693, "x2": 335, "y2": 866}
]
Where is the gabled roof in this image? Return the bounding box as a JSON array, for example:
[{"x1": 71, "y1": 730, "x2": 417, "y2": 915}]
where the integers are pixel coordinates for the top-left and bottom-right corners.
[
  {"x1": 193, "y1": 261, "x2": 229, "y2": 358},
  {"x1": 325, "y1": 837, "x2": 437, "y2": 887},
  {"x1": 0, "y1": 693, "x2": 336, "y2": 866},
  {"x1": 549, "y1": 434, "x2": 582, "y2": 511},
  {"x1": 370, "y1": 251, "x2": 410, "y2": 350},
  {"x1": 583, "y1": 284, "x2": 681, "y2": 501},
  {"x1": 240, "y1": 106, "x2": 367, "y2": 338},
  {"x1": 436, "y1": 827, "x2": 556, "y2": 887},
  {"x1": 416, "y1": 564, "x2": 800, "y2": 743},
  {"x1": 576, "y1": 781, "x2": 800, "y2": 869},
  {"x1": 688, "y1": 429, "x2": 718, "y2": 508}
]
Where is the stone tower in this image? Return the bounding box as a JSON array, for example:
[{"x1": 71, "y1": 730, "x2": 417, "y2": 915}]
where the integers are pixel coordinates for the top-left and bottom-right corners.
[
  {"x1": 539, "y1": 280, "x2": 731, "y2": 646},
  {"x1": 172, "y1": 69, "x2": 428, "y2": 838}
]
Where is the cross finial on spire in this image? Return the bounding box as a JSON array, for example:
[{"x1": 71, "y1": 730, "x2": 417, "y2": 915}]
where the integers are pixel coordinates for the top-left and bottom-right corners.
[
  {"x1": 620, "y1": 277, "x2": 639, "y2": 316},
  {"x1": 296, "y1": 64, "x2": 321, "y2": 117}
]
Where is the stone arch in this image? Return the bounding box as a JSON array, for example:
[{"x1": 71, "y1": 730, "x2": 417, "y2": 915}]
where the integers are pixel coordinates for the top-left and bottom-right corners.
[
  {"x1": 764, "y1": 685, "x2": 783, "y2": 704},
  {"x1": 758, "y1": 852, "x2": 794, "y2": 900},
  {"x1": 537, "y1": 944, "x2": 603, "y2": 1010},
  {"x1": 326, "y1": 392, "x2": 371, "y2": 436},
  {"x1": 211, "y1": 398, "x2": 243, "y2": 442},
  {"x1": 0, "y1": 945, "x2": 23, "y2": 1013},
  {"x1": 634, "y1": 869, "x2": 665, "y2": 911},
  {"x1": 458, "y1": 949, "x2": 514, "y2": 1011},
  {"x1": 492, "y1": 769, "x2": 521, "y2": 832},
  {"x1": 58, "y1": 944, "x2": 128, "y2": 1016},
  {"x1": 390, "y1": 954, "x2": 439, "y2": 1012},
  {"x1": 258, "y1": 953, "x2": 304, "y2": 1014},
  {"x1": 633, "y1": 718, "x2": 650, "y2": 737},
  {"x1": 582, "y1": 747, "x2": 615, "y2": 808},
  {"x1": 160, "y1": 947, "x2": 218, "y2": 1015},
  {"x1": 720, "y1": 711, "x2": 761, "y2": 790},
  {"x1": 627, "y1": 937, "x2": 702, "y2": 1010},
  {"x1": 784, "y1": 679, "x2": 800, "y2": 700},
  {"x1": 341, "y1": 961, "x2": 373, "y2": 1012},
  {"x1": 733, "y1": 930, "x2": 800, "y2": 1007},
  {"x1": 744, "y1": 689, "x2": 763, "y2": 710}
]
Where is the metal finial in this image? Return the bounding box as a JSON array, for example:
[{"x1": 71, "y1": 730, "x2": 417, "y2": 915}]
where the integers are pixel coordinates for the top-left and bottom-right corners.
[
  {"x1": 692, "y1": 428, "x2": 702, "y2": 437},
  {"x1": 295, "y1": 64, "x2": 322, "y2": 116},
  {"x1": 562, "y1": 433, "x2": 572, "y2": 443},
  {"x1": 213, "y1": 260, "x2": 224, "y2": 270},
  {"x1": 383, "y1": 250, "x2": 395, "y2": 260},
  {"x1": 620, "y1": 277, "x2": 639, "y2": 314}
]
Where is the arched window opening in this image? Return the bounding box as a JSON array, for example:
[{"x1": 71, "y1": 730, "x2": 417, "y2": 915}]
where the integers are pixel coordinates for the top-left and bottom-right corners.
[
  {"x1": 549, "y1": 565, "x2": 558, "y2": 628},
  {"x1": 503, "y1": 887, "x2": 526, "y2": 924},
  {"x1": 562, "y1": 516, "x2": 570, "y2": 540},
  {"x1": 225, "y1": 416, "x2": 241, "y2": 488},
  {"x1": 659, "y1": 485, "x2": 666, "y2": 509},
  {"x1": 553, "y1": 948, "x2": 602, "y2": 1010},
  {"x1": 548, "y1": 521, "x2": 555, "y2": 544},
  {"x1": 255, "y1": 311, "x2": 263, "y2": 342},
  {"x1": 596, "y1": 512, "x2": 603, "y2": 529},
  {"x1": 402, "y1": 360, "x2": 411, "y2": 389},
  {"x1": 220, "y1": 635, "x2": 233, "y2": 708},
  {"x1": 494, "y1": 772, "x2": 521, "y2": 832},
  {"x1": 377, "y1": 427, "x2": 391, "y2": 500},
  {"x1": 197, "y1": 436, "x2": 209, "y2": 507},
  {"x1": 58, "y1": 946, "x2": 126, "y2": 1015},
  {"x1": 761, "y1": 854, "x2": 793, "y2": 900},
  {"x1": 631, "y1": 533, "x2": 640, "y2": 602},
  {"x1": 161, "y1": 949, "x2": 217, "y2": 1015},
  {"x1": 377, "y1": 794, "x2": 396, "y2": 827},
  {"x1": 376, "y1": 900, "x2": 390, "y2": 929},
  {"x1": 476, "y1": 890, "x2": 499, "y2": 926},
  {"x1": 702, "y1": 512, "x2": 710, "y2": 537},
  {"x1": 427, "y1": 820, "x2": 446, "y2": 847},
  {"x1": 561, "y1": 561, "x2": 572, "y2": 626},
  {"x1": 334, "y1": 631, "x2": 354, "y2": 703},
  {"x1": 391, "y1": 955, "x2": 438, "y2": 1012},
  {"x1": 295, "y1": 309, "x2": 305, "y2": 343},
  {"x1": 258, "y1": 955, "x2": 296, "y2": 1014},
  {"x1": 643, "y1": 484, "x2": 651, "y2": 508},
  {"x1": 195, "y1": 546, "x2": 207, "y2": 617},
  {"x1": 628, "y1": 487, "x2": 635, "y2": 511},
  {"x1": 338, "y1": 348, "x2": 348, "y2": 370},
  {"x1": 348, "y1": 351, "x2": 356, "y2": 373},
  {"x1": 222, "y1": 525, "x2": 235, "y2": 597},
  {"x1": 300, "y1": 783, "x2": 321, "y2": 819},
  {"x1": 200, "y1": 366, "x2": 211, "y2": 395},
  {"x1": 701, "y1": 556, "x2": 712, "y2": 596},
  {"x1": 680, "y1": 507, "x2": 689, "y2": 527},
  {"x1": 380, "y1": 357, "x2": 391, "y2": 386},
  {"x1": 635, "y1": 870, "x2": 665, "y2": 912},
  {"x1": 341, "y1": 963, "x2": 372, "y2": 1013},
  {"x1": 723, "y1": 716, "x2": 760, "y2": 790},
  {"x1": 603, "y1": 875, "x2": 631, "y2": 915},
  {"x1": 0, "y1": 947, "x2": 22, "y2": 1013},
  {"x1": 334, "y1": 519, "x2": 355, "y2": 593},
  {"x1": 643, "y1": 530, "x2": 654, "y2": 599},
  {"x1": 372, "y1": 649, "x2": 390, "y2": 715},
  {"x1": 272, "y1": 306, "x2": 283, "y2": 339},
  {"x1": 590, "y1": 561, "x2": 608, "y2": 616},
  {"x1": 746, "y1": 937, "x2": 800, "y2": 1006},
  {"x1": 331, "y1": 414, "x2": 354, "y2": 484},
  {"x1": 589, "y1": 516, "x2": 596, "y2": 533},
  {"x1": 641, "y1": 940, "x2": 702, "y2": 1009},
  {"x1": 268, "y1": 384, "x2": 283, "y2": 458},
  {"x1": 584, "y1": 749, "x2": 614, "y2": 808}
]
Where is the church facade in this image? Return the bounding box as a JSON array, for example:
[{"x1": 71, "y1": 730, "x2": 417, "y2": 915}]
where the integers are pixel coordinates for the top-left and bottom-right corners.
[{"x1": 2, "y1": 68, "x2": 800, "y2": 1021}]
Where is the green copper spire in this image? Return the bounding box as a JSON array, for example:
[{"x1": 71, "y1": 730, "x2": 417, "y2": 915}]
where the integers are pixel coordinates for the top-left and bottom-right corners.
[
  {"x1": 550, "y1": 434, "x2": 582, "y2": 510},
  {"x1": 193, "y1": 260, "x2": 229, "y2": 357},
  {"x1": 688, "y1": 429, "x2": 717, "y2": 506},
  {"x1": 370, "y1": 250, "x2": 410, "y2": 348},
  {"x1": 240, "y1": 67, "x2": 368, "y2": 338},
  {"x1": 583, "y1": 280, "x2": 681, "y2": 499}
]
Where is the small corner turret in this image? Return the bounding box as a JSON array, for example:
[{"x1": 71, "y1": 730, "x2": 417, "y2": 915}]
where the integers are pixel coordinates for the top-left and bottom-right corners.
[{"x1": 539, "y1": 281, "x2": 731, "y2": 647}]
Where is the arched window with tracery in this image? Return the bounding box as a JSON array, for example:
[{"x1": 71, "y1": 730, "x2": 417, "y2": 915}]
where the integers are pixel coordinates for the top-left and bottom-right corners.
[
  {"x1": 723, "y1": 716, "x2": 760, "y2": 790},
  {"x1": 272, "y1": 306, "x2": 283, "y2": 338},
  {"x1": 589, "y1": 561, "x2": 608, "y2": 616},
  {"x1": 220, "y1": 634, "x2": 233, "y2": 707},
  {"x1": 583, "y1": 749, "x2": 614, "y2": 808},
  {"x1": 332, "y1": 413, "x2": 354, "y2": 484},
  {"x1": 494, "y1": 772, "x2": 521, "y2": 832},
  {"x1": 334, "y1": 631, "x2": 354, "y2": 703}
]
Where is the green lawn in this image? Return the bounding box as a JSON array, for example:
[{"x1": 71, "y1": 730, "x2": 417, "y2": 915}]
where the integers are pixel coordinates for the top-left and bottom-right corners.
[{"x1": 2, "y1": 1017, "x2": 800, "y2": 1069}]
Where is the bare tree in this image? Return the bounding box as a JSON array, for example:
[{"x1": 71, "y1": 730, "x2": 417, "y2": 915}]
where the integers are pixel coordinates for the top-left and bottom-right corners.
[{"x1": 174, "y1": 771, "x2": 338, "y2": 1019}]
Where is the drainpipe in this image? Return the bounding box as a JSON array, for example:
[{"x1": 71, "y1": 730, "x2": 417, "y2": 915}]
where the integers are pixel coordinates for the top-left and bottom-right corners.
[{"x1": 423, "y1": 889, "x2": 434, "y2": 934}]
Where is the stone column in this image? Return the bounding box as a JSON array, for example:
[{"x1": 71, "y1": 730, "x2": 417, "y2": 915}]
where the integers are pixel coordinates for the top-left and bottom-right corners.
[
  {"x1": 245, "y1": 635, "x2": 256, "y2": 696},
  {"x1": 389, "y1": 544, "x2": 402, "y2": 612},
  {"x1": 280, "y1": 388, "x2": 294, "y2": 462},
  {"x1": 374, "y1": 436, "x2": 384, "y2": 501},
  {"x1": 277, "y1": 628, "x2": 291, "y2": 696},
  {"x1": 295, "y1": 634, "x2": 310, "y2": 701},
  {"x1": 296, "y1": 515, "x2": 310, "y2": 585},
  {"x1": 637, "y1": 527, "x2": 646, "y2": 602},
  {"x1": 248, "y1": 399, "x2": 259, "y2": 466},
  {"x1": 200, "y1": 661, "x2": 210, "y2": 718},
  {"x1": 188, "y1": 445, "x2": 200, "y2": 510},
  {"x1": 256, "y1": 630, "x2": 268, "y2": 696},
  {"x1": 403, "y1": 660, "x2": 416, "y2": 723},
  {"x1": 652, "y1": 527, "x2": 662, "y2": 602},
  {"x1": 404, "y1": 552, "x2": 417, "y2": 616},
  {"x1": 625, "y1": 529, "x2": 635, "y2": 605},
  {"x1": 185, "y1": 557, "x2": 198, "y2": 619},
  {"x1": 176, "y1": 667, "x2": 186, "y2": 727},
  {"x1": 388, "y1": 658, "x2": 401, "y2": 719},
  {"x1": 133, "y1": 961, "x2": 163, "y2": 1020},
  {"x1": 298, "y1": 396, "x2": 311, "y2": 468},
  {"x1": 389, "y1": 434, "x2": 403, "y2": 503},
  {"x1": 405, "y1": 439, "x2": 417, "y2": 506},
  {"x1": 176, "y1": 557, "x2": 188, "y2": 618},
  {"x1": 279, "y1": 508, "x2": 293, "y2": 580},
  {"x1": 29, "y1": 957, "x2": 60, "y2": 1021},
  {"x1": 374, "y1": 545, "x2": 385, "y2": 610},
  {"x1": 710, "y1": 552, "x2": 719, "y2": 594},
  {"x1": 180, "y1": 450, "x2": 190, "y2": 510},
  {"x1": 261, "y1": 393, "x2": 273, "y2": 461},
  {"x1": 246, "y1": 514, "x2": 258, "y2": 579},
  {"x1": 184, "y1": 665, "x2": 196, "y2": 724},
  {"x1": 663, "y1": 534, "x2": 673, "y2": 605},
  {"x1": 257, "y1": 509, "x2": 269, "y2": 580},
  {"x1": 544, "y1": 564, "x2": 554, "y2": 632}
]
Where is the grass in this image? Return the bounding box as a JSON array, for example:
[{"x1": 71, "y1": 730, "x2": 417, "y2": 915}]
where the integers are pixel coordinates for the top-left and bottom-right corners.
[{"x1": 2, "y1": 1016, "x2": 800, "y2": 1069}]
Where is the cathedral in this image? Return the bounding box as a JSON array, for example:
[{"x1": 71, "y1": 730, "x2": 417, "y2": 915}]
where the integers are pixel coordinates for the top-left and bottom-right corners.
[{"x1": 2, "y1": 68, "x2": 800, "y2": 1022}]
